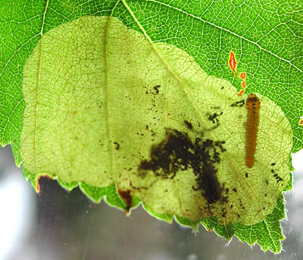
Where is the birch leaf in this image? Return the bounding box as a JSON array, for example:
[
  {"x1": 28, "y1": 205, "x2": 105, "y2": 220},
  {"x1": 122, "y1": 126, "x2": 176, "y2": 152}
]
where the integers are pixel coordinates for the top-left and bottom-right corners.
[
  {"x1": 1, "y1": 0, "x2": 302, "y2": 254},
  {"x1": 21, "y1": 15, "x2": 292, "y2": 228}
]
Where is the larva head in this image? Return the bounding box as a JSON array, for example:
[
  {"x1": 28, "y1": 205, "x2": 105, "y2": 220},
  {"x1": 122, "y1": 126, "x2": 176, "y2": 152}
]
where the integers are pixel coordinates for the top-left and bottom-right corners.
[
  {"x1": 246, "y1": 93, "x2": 260, "y2": 110},
  {"x1": 247, "y1": 93, "x2": 258, "y2": 102}
]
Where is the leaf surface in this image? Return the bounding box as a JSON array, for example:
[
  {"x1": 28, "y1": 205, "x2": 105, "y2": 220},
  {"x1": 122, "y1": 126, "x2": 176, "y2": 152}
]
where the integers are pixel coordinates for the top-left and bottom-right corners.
[{"x1": 0, "y1": 0, "x2": 302, "y2": 253}]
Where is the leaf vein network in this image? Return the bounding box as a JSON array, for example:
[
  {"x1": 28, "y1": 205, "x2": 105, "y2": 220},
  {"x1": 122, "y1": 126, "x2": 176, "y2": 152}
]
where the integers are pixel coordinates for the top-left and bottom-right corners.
[{"x1": 146, "y1": 0, "x2": 303, "y2": 74}]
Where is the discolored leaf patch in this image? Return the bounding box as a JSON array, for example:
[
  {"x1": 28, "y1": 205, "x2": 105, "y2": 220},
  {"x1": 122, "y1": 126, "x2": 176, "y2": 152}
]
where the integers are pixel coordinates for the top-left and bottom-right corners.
[{"x1": 139, "y1": 128, "x2": 227, "y2": 205}]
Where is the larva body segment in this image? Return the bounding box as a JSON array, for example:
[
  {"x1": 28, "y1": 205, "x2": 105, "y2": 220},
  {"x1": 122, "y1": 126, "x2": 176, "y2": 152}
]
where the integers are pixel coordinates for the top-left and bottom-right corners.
[{"x1": 245, "y1": 93, "x2": 260, "y2": 168}]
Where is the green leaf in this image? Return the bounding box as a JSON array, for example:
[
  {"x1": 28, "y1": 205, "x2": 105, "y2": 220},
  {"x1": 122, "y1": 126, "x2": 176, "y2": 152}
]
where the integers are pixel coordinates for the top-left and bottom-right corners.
[
  {"x1": 21, "y1": 14, "x2": 292, "y2": 227},
  {"x1": 0, "y1": 0, "x2": 302, "y2": 254}
]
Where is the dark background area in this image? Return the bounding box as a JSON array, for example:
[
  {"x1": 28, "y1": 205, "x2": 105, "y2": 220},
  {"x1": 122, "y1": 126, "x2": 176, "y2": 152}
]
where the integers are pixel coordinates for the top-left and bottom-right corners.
[{"x1": 0, "y1": 145, "x2": 302, "y2": 260}]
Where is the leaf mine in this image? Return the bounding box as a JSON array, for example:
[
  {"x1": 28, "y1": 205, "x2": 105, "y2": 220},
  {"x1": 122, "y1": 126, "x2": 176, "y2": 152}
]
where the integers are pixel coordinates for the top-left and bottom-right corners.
[{"x1": 21, "y1": 16, "x2": 293, "y2": 226}]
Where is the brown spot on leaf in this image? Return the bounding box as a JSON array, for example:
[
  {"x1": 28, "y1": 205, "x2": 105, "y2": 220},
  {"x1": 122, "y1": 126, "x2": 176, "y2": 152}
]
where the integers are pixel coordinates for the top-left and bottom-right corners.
[
  {"x1": 184, "y1": 120, "x2": 193, "y2": 129},
  {"x1": 114, "y1": 142, "x2": 120, "y2": 150},
  {"x1": 153, "y1": 85, "x2": 161, "y2": 94},
  {"x1": 231, "y1": 100, "x2": 245, "y2": 107},
  {"x1": 208, "y1": 112, "x2": 223, "y2": 124},
  {"x1": 138, "y1": 129, "x2": 227, "y2": 205},
  {"x1": 118, "y1": 189, "x2": 132, "y2": 213}
]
